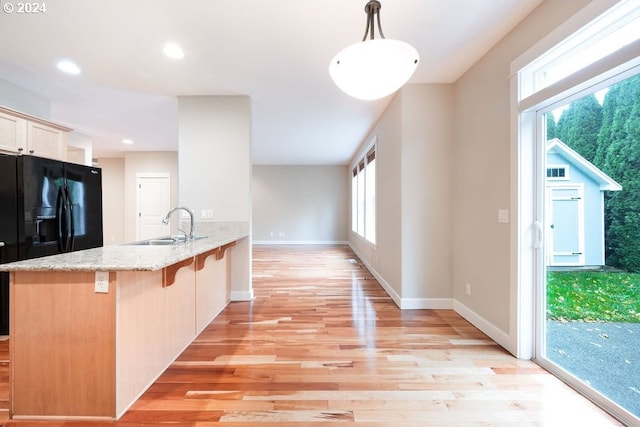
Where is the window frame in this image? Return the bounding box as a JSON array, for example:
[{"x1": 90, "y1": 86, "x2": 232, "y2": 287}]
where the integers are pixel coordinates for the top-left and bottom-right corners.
[
  {"x1": 351, "y1": 137, "x2": 377, "y2": 245},
  {"x1": 546, "y1": 165, "x2": 570, "y2": 181}
]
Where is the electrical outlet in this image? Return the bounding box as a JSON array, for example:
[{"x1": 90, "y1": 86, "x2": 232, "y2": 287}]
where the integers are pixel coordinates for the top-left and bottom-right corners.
[
  {"x1": 95, "y1": 271, "x2": 109, "y2": 293},
  {"x1": 465, "y1": 283, "x2": 472, "y2": 296}
]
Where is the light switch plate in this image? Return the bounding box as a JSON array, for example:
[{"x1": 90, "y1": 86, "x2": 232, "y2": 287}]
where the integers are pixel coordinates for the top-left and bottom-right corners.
[
  {"x1": 498, "y1": 209, "x2": 509, "y2": 224},
  {"x1": 95, "y1": 271, "x2": 109, "y2": 293}
]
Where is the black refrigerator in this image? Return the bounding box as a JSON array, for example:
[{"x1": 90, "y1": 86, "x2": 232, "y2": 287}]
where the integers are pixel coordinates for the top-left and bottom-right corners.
[{"x1": 0, "y1": 154, "x2": 103, "y2": 334}]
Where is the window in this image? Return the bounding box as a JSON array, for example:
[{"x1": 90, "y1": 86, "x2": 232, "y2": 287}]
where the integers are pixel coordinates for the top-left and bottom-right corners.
[
  {"x1": 351, "y1": 168, "x2": 358, "y2": 233},
  {"x1": 546, "y1": 166, "x2": 568, "y2": 179},
  {"x1": 357, "y1": 159, "x2": 365, "y2": 236},
  {"x1": 351, "y1": 140, "x2": 376, "y2": 244},
  {"x1": 519, "y1": 0, "x2": 640, "y2": 101},
  {"x1": 364, "y1": 148, "x2": 376, "y2": 243}
]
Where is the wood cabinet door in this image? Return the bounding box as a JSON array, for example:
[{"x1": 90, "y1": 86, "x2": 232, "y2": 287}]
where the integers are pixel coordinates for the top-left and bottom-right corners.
[
  {"x1": 0, "y1": 110, "x2": 27, "y2": 153},
  {"x1": 27, "y1": 121, "x2": 67, "y2": 160}
]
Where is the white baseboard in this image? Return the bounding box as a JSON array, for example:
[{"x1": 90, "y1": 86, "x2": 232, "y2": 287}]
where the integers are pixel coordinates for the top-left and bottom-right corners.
[
  {"x1": 453, "y1": 299, "x2": 511, "y2": 352},
  {"x1": 348, "y1": 243, "x2": 454, "y2": 310},
  {"x1": 348, "y1": 242, "x2": 401, "y2": 307},
  {"x1": 230, "y1": 289, "x2": 254, "y2": 301},
  {"x1": 253, "y1": 240, "x2": 349, "y2": 245},
  {"x1": 347, "y1": 242, "x2": 510, "y2": 350},
  {"x1": 400, "y1": 298, "x2": 453, "y2": 310}
]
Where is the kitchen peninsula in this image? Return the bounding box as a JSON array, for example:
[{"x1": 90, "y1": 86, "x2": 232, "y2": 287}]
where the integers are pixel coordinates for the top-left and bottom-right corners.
[{"x1": 0, "y1": 231, "x2": 248, "y2": 421}]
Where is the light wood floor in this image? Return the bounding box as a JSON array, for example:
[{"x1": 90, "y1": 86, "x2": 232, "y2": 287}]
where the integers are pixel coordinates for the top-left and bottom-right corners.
[{"x1": 0, "y1": 245, "x2": 624, "y2": 426}]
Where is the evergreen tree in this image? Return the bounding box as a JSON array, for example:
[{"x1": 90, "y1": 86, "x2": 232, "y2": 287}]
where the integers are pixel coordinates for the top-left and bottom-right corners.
[
  {"x1": 598, "y1": 75, "x2": 640, "y2": 271},
  {"x1": 546, "y1": 113, "x2": 557, "y2": 140},
  {"x1": 554, "y1": 94, "x2": 602, "y2": 163},
  {"x1": 594, "y1": 85, "x2": 621, "y2": 169}
]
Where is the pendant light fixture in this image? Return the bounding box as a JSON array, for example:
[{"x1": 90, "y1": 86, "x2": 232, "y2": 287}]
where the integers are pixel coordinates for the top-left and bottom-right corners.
[{"x1": 329, "y1": 0, "x2": 419, "y2": 100}]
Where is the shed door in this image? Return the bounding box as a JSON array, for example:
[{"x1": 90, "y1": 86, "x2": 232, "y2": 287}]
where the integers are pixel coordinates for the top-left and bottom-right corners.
[{"x1": 547, "y1": 186, "x2": 585, "y2": 266}]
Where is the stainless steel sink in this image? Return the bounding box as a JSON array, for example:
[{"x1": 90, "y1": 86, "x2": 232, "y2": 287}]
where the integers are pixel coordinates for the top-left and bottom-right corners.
[
  {"x1": 129, "y1": 238, "x2": 177, "y2": 246},
  {"x1": 127, "y1": 236, "x2": 207, "y2": 246}
]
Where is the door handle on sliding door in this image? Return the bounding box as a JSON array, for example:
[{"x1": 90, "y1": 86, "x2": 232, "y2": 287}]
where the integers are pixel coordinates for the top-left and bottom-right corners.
[{"x1": 533, "y1": 221, "x2": 543, "y2": 248}]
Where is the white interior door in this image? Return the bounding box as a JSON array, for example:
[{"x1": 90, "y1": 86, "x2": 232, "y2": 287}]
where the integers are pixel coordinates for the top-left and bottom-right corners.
[{"x1": 136, "y1": 174, "x2": 171, "y2": 240}]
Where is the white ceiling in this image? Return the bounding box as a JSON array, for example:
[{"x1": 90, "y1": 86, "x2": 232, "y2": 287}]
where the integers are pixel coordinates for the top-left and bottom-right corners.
[{"x1": 0, "y1": 0, "x2": 542, "y2": 165}]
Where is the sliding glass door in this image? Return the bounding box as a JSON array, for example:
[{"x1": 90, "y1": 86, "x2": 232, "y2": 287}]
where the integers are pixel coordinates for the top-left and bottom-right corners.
[
  {"x1": 513, "y1": 3, "x2": 640, "y2": 423},
  {"x1": 535, "y1": 74, "x2": 640, "y2": 424}
]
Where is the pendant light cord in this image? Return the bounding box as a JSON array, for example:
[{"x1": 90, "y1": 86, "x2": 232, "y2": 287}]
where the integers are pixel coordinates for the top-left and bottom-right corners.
[{"x1": 361, "y1": 0, "x2": 385, "y2": 41}]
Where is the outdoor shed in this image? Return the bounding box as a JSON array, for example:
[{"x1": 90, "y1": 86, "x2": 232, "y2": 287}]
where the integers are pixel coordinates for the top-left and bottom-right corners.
[{"x1": 545, "y1": 138, "x2": 622, "y2": 267}]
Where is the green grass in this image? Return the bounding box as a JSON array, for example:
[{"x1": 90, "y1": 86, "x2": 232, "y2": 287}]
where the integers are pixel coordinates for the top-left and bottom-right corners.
[{"x1": 547, "y1": 271, "x2": 640, "y2": 322}]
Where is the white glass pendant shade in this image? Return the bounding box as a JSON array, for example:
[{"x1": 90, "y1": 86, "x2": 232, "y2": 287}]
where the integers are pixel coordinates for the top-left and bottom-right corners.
[{"x1": 330, "y1": 38, "x2": 419, "y2": 100}]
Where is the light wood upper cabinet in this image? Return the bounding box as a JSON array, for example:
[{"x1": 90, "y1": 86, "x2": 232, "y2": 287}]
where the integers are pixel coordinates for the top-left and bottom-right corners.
[
  {"x1": 27, "y1": 121, "x2": 67, "y2": 160},
  {"x1": 0, "y1": 109, "x2": 27, "y2": 153},
  {"x1": 0, "y1": 106, "x2": 71, "y2": 161}
]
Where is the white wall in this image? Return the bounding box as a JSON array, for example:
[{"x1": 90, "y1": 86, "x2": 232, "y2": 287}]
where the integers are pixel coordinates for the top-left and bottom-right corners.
[
  {"x1": 400, "y1": 85, "x2": 454, "y2": 304},
  {"x1": 98, "y1": 157, "x2": 125, "y2": 246},
  {"x1": 252, "y1": 165, "x2": 349, "y2": 243},
  {"x1": 178, "y1": 96, "x2": 251, "y2": 222},
  {"x1": 452, "y1": 0, "x2": 590, "y2": 350},
  {"x1": 0, "y1": 80, "x2": 51, "y2": 119},
  {"x1": 178, "y1": 95, "x2": 252, "y2": 300},
  {"x1": 350, "y1": 93, "x2": 403, "y2": 300},
  {"x1": 66, "y1": 132, "x2": 93, "y2": 166},
  {"x1": 122, "y1": 152, "x2": 179, "y2": 243},
  {"x1": 349, "y1": 84, "x2": 454, "y2": 308},
  {"x1": 97, "y1": 153, "x2": 178, "y2": 245}
]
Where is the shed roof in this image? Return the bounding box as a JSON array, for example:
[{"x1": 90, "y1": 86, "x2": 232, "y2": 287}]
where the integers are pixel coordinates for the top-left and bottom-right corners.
[{"x1": 546, "y1": 138, "x2": 622, "y2": 191}]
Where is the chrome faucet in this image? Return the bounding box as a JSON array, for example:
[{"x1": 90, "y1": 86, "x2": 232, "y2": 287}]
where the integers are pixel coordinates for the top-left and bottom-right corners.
[{"x1": 162, "y1": 207, "x2": 195, "y2": 241}]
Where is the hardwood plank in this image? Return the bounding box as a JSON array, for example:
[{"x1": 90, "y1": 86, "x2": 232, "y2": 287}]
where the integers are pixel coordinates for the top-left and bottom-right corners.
[{"x1": 2, "y1": 245, "x2": 624, "y2": 426}]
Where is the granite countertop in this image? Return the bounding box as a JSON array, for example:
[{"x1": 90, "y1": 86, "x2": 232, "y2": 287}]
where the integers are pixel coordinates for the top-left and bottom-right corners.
[{"x1": 0, "y1": 231, "x2": 248, "y2": 272}]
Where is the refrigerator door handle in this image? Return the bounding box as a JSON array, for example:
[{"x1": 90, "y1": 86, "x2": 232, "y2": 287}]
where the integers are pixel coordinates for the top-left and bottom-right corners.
[
  {"x1": 56, "y1": 187, "x2": 66, "y2": 252},
  {"x1": 65, "y1": 186, "x2": 75, "y2": 252}
]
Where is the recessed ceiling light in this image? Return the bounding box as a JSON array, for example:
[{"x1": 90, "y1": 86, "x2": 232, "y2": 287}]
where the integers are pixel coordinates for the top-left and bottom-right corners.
[
  {"x1": 56, "y1": 60, "x2": 81, "y2": 75},
  {"x1": 163, "y1": 43, "x2": 184, "y2": 59},
  {"x1": 122, "y1": 138, "x2": 134, "y2": 145}
]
